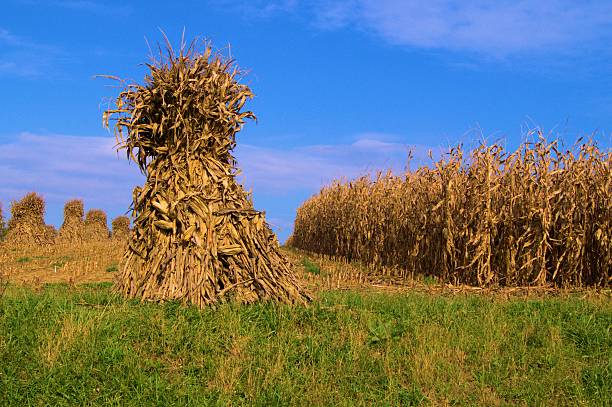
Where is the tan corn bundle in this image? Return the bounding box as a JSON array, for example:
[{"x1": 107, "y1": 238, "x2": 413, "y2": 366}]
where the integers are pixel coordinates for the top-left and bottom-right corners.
[
  {"x1": 111, "y1": 216, "x2": 130, "y2": 242},
  {"x1": 57, "y1": 199, "x2": 85, "y2": 244},
  {"x1": 284, "y1": 234, "x2": 295, "y2": 247},
  {"x1": 291, "y1": 135, "x2": 611, "y2": 288},
  {"x1": 0, "y1": 201, "x2": 5, "y2": 240},
  {"x1": 45, "y1": 225, "x2": 57, "y2": 241},
  {"x1": 103, "y1": 37, "x2": 310, "y2": 307},
  {"x1": 5, "y1": 192, "x2": 55, "y2": 246},
  {"x1": 84, "y1": 209, "x2": 110, "y2": 241}
]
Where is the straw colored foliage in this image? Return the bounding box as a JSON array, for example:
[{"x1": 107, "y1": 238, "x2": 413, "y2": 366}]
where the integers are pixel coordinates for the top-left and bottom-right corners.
[
  {"x1": 291, "y1": 136, "x2": 611, "y2": 288},
  {"x1": 103, "y1": 37, "x2": 310, "y2": 307},
  {"x1": 4, "y1": 192, "x2": 55, "y2": 247},
  {"x1": 0, "y1": 201, "x2": 5, "y2": 240},
  {"x1": 111, "y1": 216, "x2": 130, "y2": 241},
  {"x1": 58, "y1": 199, "x2": 85, "y2": 244},
  {"x1": 84, "y1": 209, "x2": 109, "y2": 241}
]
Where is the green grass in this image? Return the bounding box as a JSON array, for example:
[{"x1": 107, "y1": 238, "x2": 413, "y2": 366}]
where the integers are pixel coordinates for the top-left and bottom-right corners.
[
  {"x1": 15, "y1": 255, "x2": 48, "y2": 263},
  {"x1": 52, "y1": 256, "x2": 73, "y2": 268},
  {"x1": 302, "y1": 258, "x2": 321, "y2": 275},
  {"x1": 105, "y1": 263, "x2": 118, "y2": 273},
  {"x1": 0, "y1": 284, "x2": 610, "y2": 406}
]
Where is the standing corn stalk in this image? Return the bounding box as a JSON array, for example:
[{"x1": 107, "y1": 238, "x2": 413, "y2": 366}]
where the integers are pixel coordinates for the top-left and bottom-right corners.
[
  {"x1": 103, "y1": 37, "x2": 310, "y2": 307},
  {"x1": 292, "y1": 135, "x2": 611, "y2": 288}
]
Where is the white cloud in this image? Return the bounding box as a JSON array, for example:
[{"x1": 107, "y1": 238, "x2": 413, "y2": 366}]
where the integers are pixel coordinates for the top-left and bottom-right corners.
[
  {"x1": 0, "y1": 132, "x2": 435, "y2": 228},
  {"x1": 216, "y1": 0, "x2": 299, "y2": 18},
  {"x1": 0, "y1": 28, "x2": 65, "y2": 78},
  {"x1": 53, "y1": 0, "x2": 133, "y2": 17},
  {"x1": 223, "y1": 0, "x2": 612, "y2": 58},
  {"x1": 15, "y1": 0, "x2": 132, "y2": 16},
  {"x1": 0, "y1": 133, "x2": 142, "y2": 224},
  {"x1": 235, "y1": 134, "x2": 434, "y2": 192},
  {"x1": 0, "y1": 29, "x2": 25, "y2": 47},
  {"x1": 0, "y1": 131, "x2": 443, "y2": 240},
  {"x1": 350, "y1": 0, "x2": 612, "y2": 57}
]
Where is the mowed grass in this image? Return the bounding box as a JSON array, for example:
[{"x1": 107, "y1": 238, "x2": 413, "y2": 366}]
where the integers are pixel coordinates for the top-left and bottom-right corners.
[{"x1": 0, "y1": 283, "x2": 610, "y2": 406}]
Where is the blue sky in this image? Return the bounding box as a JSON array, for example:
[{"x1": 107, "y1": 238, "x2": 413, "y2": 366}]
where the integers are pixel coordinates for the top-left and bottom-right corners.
[{"x1": 1, "y1": 0, "x2": 611, "y2": 241}]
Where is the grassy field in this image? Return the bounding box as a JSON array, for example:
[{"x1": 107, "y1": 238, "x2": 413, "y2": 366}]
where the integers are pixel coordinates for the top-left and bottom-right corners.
[{"x1": 1, "y1": 279, "x2": 610, "y2": 406}]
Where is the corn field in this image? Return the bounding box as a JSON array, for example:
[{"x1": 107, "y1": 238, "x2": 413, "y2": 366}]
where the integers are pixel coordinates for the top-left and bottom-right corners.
[{"x1": 291, "y1": 136, "x2": 611, "y2": 287}]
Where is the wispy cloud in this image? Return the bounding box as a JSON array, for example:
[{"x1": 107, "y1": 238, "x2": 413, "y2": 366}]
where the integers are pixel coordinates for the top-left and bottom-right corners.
[
  {"x1": 0, "y1": 2, "x2": 131, "y2": 78},
  {"x1": 348, "y1": 0, "x2": 612, "y2": 57},
  {"x1": 0, "y1": 132, "x2": 142, "y2": 224},
  {"x1": 16, "y1": 0, "x2": 132, "y2": 16},
  {"x1": 0, "y1": 132, "x2": 435, "y2": 230},
  {"x1": 0, "y1": 29, "x2": 26, "y2": 47},
  {"x1": 236, "y1": 133, "x2": 436, "y2": 193},
  {"x1": 221, "y1": 0, "x2": 612, "y2": 59},
  {"x1": 216, "y1": 0, "x2": 299, "y2": 18},
  {"x1": 51, "y1": 0, "x2": 132, "y2": 16},
  {"x1": 0, "y1": 28, "x2": 64, "y2": 78},
  {"x1": 0, "y1": 132, "x2": 433, "y2": 198}
]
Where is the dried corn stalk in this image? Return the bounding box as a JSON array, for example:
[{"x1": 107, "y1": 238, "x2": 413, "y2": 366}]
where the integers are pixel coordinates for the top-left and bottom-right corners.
[
  {"x1": 111, "y1": 215, "x2": 130, "y2": 242},
  {"x1": 0, "y1": 201, "x2": 5, "y2": 240},
  {"x1": 58, "y1": 199, "x2": 85, "y2": 244},
  {"x1": 5, "y1": 192, "x2": 55, "y2": 246},
  {"x1": 45, "y1": 225, "x2": 57, "y2": 241},
  {"x1": 291, "y1": 134, "x2": 611, "y2": 288},
  {"x1": 103, "y1": 37, "x2": 310, "y2": 307},
  {"x1": 84, "y1": 209, "x2": 110, "y2": 241}
]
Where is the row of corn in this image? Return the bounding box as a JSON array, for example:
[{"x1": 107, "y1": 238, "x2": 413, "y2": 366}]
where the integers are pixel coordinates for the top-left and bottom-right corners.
[{"x1": 290, "y1": 136, "x2": 611, "y2": 287}]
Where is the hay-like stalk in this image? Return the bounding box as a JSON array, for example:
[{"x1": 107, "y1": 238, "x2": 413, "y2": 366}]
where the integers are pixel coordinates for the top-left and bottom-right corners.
[
  {"x1": 103, "y1": 37, "x2": 310, "y2": 307},
  {"x1": 45, "y1": 225, "x2": 57, "y2": 242},
  {"x1": 84, "y1": 209, "x2": 110, "y2": 241},
  {"x1": 0, "y1": 201, "x2": 5, "y2": 241},
  {"x1": 5, "y1": 192, "x2": 55, "y2": 246},
  {"x1": 111, "y1": 216, "x2": 130, "y2": 242},
  {"x1": 58, "y1": 199, "x2": 85, "y2": 244},
  {"x1": 291, "y1": 135, "x2": 611, "y2": 288}
]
